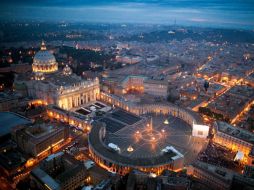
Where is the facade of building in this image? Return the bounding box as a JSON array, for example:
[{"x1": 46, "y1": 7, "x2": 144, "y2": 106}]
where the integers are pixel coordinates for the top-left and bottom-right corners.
[
  {"x1": 98, "y1": 92, "x2": 202, "y2": 127},
  {"x1": 0, "y1": 92, "x2": 29, "y2": 111},
  {"x1": 144, "y1": 79, "x2": 168, "y2": 97},
  {"x1": 192, "y1": 124, "x2": 209, "y2": 139},
  {"x1": 188, "y1": 161, "x2": 234, "y2": 190},
  {"x1": 15, "y1": 41, "x2": 100, "y2": 110},
  {"x1": 31, "y1": 152, "x2": 88, "y2": 190},
  {"x1": 103, "y1": 75, "x2": 168, "y2": 98},
  {"x1": 125, "y1": 169, "x2": 190, "y2": 190},
  {"x1": 11, "y1": 123, "x2": 69, "y2": 157},
  {"x1": 0, "y1": 142, "x2": 27, "y2": 178},
  {"x1": 115, "y1": 55, "x2": 142, "y2": 64},
  {"x1": 46, "y1": 105, "x2": 92, "y2": 132},
  {"x1": 231, "y1": 174, "x2": 254, "y2": 190},
  {"x1": 121, "y1": 75, "x2": 145, "y2": 93},
  {"x1": 213, "y1": 121, "x2": 254, "y2": 165}
]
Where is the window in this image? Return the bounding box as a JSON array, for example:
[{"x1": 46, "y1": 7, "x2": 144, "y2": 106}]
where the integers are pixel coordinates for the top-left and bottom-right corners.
[{"x1": 198, "y1": 131, "x2": 203, "y2": 135}]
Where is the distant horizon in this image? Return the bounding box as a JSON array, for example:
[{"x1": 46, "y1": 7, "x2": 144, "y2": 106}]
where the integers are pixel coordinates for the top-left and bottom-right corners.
[
  {"x1": 1, "y1": 20, "x2": 254, "y2": 32},
  {"x1": 1, "y1": 0, "x2": 254, "y2": 30}
]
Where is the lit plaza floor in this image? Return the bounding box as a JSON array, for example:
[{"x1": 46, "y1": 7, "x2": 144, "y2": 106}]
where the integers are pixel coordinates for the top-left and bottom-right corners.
[{"x1": 104, "y1": 113, "x2": 208, "y2": 166}]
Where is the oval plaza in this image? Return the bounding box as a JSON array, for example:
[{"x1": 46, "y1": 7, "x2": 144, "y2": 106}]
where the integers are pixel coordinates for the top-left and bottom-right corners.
[{"x1": 88, "y1": 96, "x2": 209, "y2": 175}]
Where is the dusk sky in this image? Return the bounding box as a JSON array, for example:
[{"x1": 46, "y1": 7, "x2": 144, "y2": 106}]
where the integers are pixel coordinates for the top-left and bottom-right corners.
[{"x1": 1, "y1": 0, "x2": 254, "y2": 29}]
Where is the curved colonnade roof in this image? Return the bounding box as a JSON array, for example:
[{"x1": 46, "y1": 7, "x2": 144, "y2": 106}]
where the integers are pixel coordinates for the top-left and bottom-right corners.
[{"x1": 88, "y1": 121, "x2": 177, "y2": 168}]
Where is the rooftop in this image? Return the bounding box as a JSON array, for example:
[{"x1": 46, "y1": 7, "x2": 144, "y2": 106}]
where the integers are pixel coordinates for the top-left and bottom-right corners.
[
  {"x1": 95, "y1": 109, "x2": 142, "y2": 133},
  {"x1": 12, "y1": 121, "x2": 67, "y2": 144},
  {"x1": 144, "y1": 79, "x2": 168, "y2": 85},
  {"x1": 227, "y1": 85, "x2": 254, "y2": 100},
  {"x1": 0, "y1": 92, "x2": 22, "y2": 103},
  {"x1": 0, "y1": 146, "x2": 26, "y2": 171},
  {"x1": 16, "y1": 69, "x2": 98, "y2": 89},
  {"x1": 32, "y1": 153, "x2": 87, "y2": 188},
  {"x1": 25, "y1": 124, "x2": 56, "y2": 138},
  {"x1": 33, "y1": 50, "x2": 56, "y2": 64},
  {"x1": 0, "y1": 112, "x2": 31, "y2": 137},
  {"x1": 110, "y1": 109, "x2": 141, "y2": 125},
  {"x1": 193, "y1": 161, "x2": 235, "y2": 182},
  {"x1": 44, "y1": 71, "x2": 86, "y2": 87},
  {"x1": 216, "y1": 121, "x2": 254, "y2": 145},
  {"x1": 207, "y1": 92, "x2": 250, "y2": 120},
  {"x1": 31, "y1": 168, "x2": 60, "y2": 190}
]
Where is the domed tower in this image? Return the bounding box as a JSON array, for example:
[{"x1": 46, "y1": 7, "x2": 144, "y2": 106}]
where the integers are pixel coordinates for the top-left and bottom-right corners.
[
  {"x1": 62, "y1": 64, "x2": 72, "y2": 76},
  {"x1": 32, "y1": 41, "x2": 58, "y2": 73}
]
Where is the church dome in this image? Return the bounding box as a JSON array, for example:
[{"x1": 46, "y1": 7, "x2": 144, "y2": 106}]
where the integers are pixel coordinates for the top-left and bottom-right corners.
[
  {"x1": 34, "y1": 50, "x2": 56, "y2": 64},
  {"x1": 32, "y1": 41, "x2": 58, "y2": 73}
]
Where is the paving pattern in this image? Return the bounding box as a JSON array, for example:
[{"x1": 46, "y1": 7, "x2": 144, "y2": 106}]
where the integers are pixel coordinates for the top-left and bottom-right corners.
[{"x1": 105, "y1": 113, "x2": 208, "y2": 165}]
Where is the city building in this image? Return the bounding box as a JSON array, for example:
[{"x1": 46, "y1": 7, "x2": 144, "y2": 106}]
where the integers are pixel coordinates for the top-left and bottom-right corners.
[
  {"x1": 0, "y1": 112, "x2": 31, "y2": 140},
  {"x1": 115, "y1": 55, "x2": 142, "y2": 64},
  {"x1": 245, "y1": 73, "x2": 254, "y2": 87},
  {"x1": 98, "y1": 92, "x2": 202, "y2": 127},
  {"x1": 213, "y1": 121, "x2": 254, "y2": 165},
  {"x1": 120, "y1": 75, "x2": 145, "y2": 94},
  {"x1": 180, "y1": 87, "x2": 199, "y2": 101},
  {"x1": 231, "y1": 174, "x2": 254, "y2": 190},
  {"x1": 31, "y1": 152, "x2": 88, "y2": 190},
  {"x1": 14, "y1": 41, "x2": 100, "y2": 110},
  {"x1": 46, "y1": 101, "x2": 111, "y2": 132},
  {"x1": 192, "y1": 124, "x2": 209, "y2": 139},
  {"x1": 0, "y1": 141, "x2": 27, "y2": 178},
  {"x1": 125, "y1": 169, "x2": 190, "y2": 190},
  {"x1": 203, "y1": 85, "x2": 254, "y2": 123},
  {"x1": 0, "y1": 92, "x2": 30, "y2": 111},
  {"x1": 243, "y1": 165, "x2": 254, "y2": 179},
  {"x1": 160, "y1": 175, "x2": 190, "y2": 190},
  {"x1": 93, "y1": 179, "x2": 112, "y2": 190},
  {"x1": 143, "y1": 79, "x2": 168, "y2": 97},
  {"x1": 47, "y1": 105, "x2": 91, "y2": 132},
  {"x1": 11, "y1": 122, "x2": 69, "y2": 158},
  {"x1": 187, "y1": 161, "x2": 235, "y2": 190},
  {"x1": 103, "y1": 75, "x2": 169, "y2": 98},
  {"x1": 126, "y1": 170, "x2": 157, "y2": 190}
]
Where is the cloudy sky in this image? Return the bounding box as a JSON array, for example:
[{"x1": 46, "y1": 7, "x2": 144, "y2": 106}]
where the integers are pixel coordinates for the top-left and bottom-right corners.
[{"x1": 1, "y1": 0, "x2": 254, "y2": 28}]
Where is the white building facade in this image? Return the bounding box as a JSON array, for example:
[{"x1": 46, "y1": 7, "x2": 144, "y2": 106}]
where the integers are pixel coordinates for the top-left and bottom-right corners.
[{"x1": 15, "y1": 41, "x2": 100, "y2": 110}]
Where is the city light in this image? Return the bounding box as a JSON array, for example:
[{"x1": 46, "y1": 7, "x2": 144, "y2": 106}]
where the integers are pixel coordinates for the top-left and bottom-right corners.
[
  {"x1": 127, "y1": 146, "x2": 134, "y2": 152},
  {"x1": 1, "y1": 3, "x2": 253, "y2": 189}
]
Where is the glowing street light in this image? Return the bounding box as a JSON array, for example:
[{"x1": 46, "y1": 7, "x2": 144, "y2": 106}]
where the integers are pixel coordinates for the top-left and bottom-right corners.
[{"x1": 127, "y1": 146, "x2": 134, "y2": 152}]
